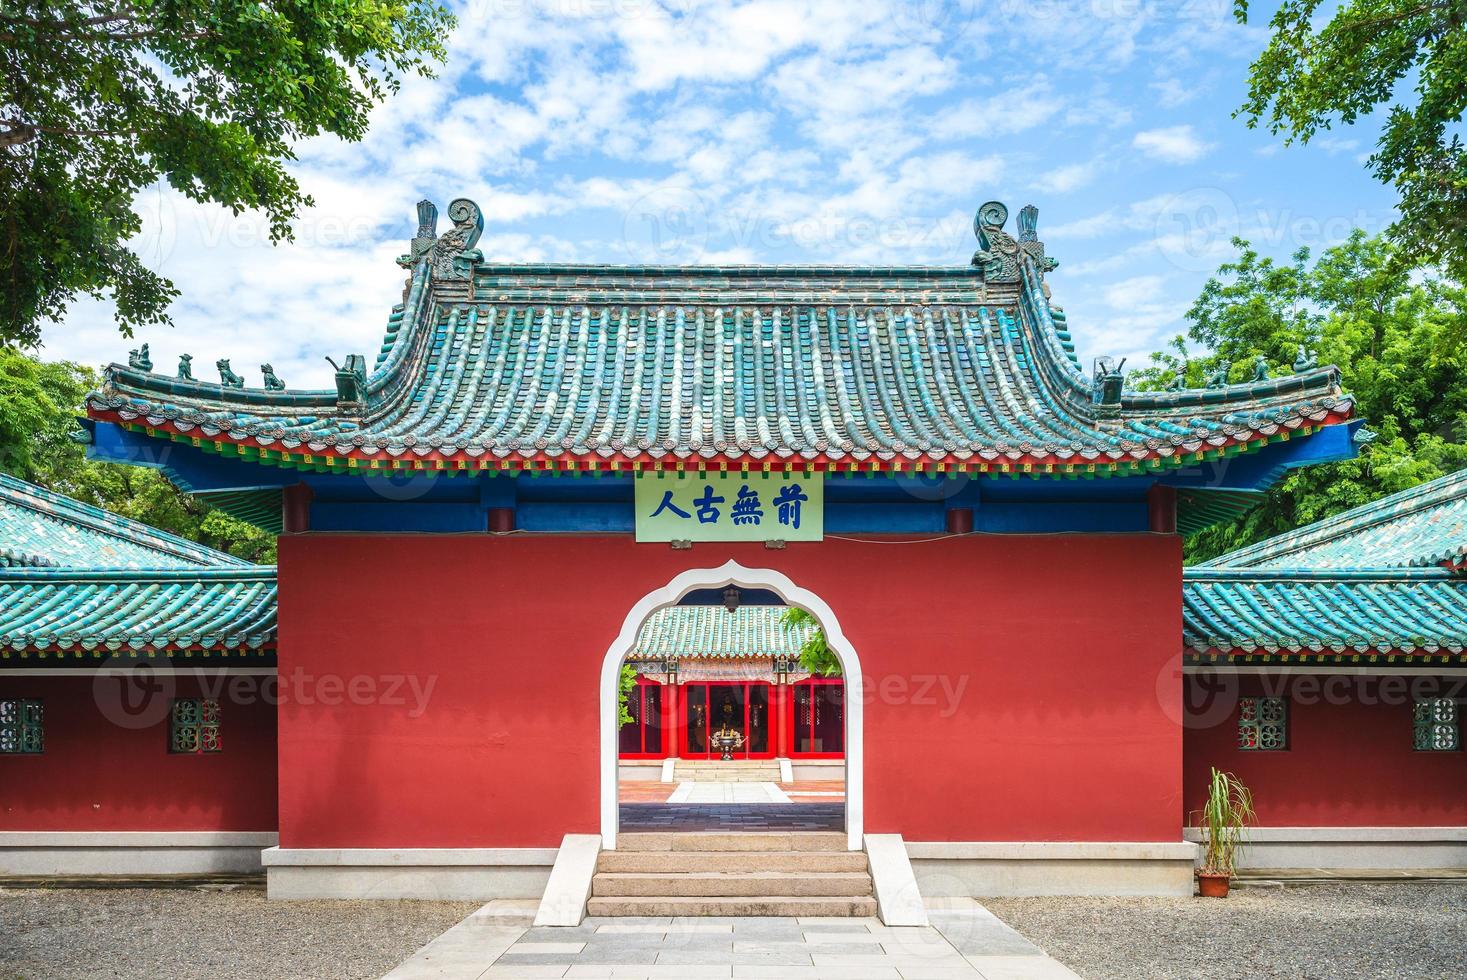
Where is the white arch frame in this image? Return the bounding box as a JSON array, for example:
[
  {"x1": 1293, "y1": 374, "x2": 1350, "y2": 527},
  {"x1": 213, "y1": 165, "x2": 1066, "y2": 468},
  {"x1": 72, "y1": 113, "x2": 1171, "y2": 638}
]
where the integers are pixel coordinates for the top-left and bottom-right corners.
[{"x1": 599, "y1": 560, "x2": 864, "y2": 850}]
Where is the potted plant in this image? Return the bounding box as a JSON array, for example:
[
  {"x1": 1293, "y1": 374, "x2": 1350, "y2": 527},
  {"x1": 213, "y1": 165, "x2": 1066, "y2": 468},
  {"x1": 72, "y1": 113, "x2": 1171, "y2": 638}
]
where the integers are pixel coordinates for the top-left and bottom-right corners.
[{"x1": 1196, "y1": 767, "x2": 1256, "y2": 898}]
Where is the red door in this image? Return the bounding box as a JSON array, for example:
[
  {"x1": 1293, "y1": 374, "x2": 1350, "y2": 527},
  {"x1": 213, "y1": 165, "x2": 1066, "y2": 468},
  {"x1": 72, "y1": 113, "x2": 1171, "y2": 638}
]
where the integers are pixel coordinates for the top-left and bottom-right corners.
[
  {"x1": 788, "y1": 678, "x2": 844, "y2": 759},
  {"x1": 618, "y1": 676, "x2": 667, "y2": 759},
  {"x1": 680, "y1": 682, "x2": 776, "y2": 760}
]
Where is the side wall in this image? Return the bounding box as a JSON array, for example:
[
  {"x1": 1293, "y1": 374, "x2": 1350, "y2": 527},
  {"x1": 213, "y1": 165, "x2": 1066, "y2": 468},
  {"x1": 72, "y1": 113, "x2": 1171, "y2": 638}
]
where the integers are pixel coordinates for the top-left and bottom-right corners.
[
  {"x1": 0, "y1": 674, "x2": 278, "y2": 833},
  {"x1": 1182, "y1": 673, "x2": 1467, "y2": 827},
  {"x1": 277, "y1": 533, "x2": 1182, "y2": 849}
]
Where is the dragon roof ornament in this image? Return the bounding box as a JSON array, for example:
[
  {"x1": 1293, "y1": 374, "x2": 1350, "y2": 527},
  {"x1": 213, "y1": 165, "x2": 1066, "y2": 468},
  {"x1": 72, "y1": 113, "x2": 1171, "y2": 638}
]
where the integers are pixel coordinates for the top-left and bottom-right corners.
[
  {"x1": 399, "y1": 197, "x2": 485, "y2": 280},
  {"x1": 972, "y1": 201, "x2": 1056, "y2": 283}
]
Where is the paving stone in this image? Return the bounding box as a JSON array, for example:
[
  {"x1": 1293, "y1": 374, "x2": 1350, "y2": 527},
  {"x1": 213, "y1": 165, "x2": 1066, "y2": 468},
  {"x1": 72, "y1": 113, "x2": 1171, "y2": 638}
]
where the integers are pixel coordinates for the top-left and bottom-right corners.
[
  {"x1": 928, "y1": 910, "x2": 1041, "y2": 958},
  {"x1": 500, "y1": 950, "x2": 656, "y2": 966},
  {"x1": 654, "y1": 949, "x2": 815, "y2": 966}
]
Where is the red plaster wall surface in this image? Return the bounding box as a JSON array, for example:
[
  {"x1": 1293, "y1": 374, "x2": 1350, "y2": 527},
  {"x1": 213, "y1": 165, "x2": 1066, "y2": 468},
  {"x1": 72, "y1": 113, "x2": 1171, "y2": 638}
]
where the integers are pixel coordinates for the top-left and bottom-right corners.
[
  {"x1": 276, "y1": 533, "x2": 1183, "y2": 848},
  {"x1": 1183, "y1": 674, "x2": 1467, "y2": 826},
  {"x1": 0, "y1": 675, "x2": 277, "y2": 831}
]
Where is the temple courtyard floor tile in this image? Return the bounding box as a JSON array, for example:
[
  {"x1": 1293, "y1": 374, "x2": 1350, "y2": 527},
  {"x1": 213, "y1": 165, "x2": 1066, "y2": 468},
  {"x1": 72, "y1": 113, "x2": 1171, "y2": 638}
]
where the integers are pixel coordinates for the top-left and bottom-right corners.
[
  {"x1": 387, "y1": 903, "x2": 1080, "y2": 980},
  {"x1": 618, "y1": 802, "x2": 844, "y2": 832},
  {"x1": 5, "y1": 881, "x2": 1466, "y2": 978}
]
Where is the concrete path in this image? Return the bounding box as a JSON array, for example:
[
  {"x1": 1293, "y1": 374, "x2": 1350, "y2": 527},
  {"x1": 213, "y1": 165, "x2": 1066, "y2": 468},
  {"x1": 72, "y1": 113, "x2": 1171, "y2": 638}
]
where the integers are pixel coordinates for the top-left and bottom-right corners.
[
  {"x1": 380, "y1": 898, "x2": 1081, "y2": 979},
  {"x1": 668, "y1": 781, "x2": 792, "y2": 804}
]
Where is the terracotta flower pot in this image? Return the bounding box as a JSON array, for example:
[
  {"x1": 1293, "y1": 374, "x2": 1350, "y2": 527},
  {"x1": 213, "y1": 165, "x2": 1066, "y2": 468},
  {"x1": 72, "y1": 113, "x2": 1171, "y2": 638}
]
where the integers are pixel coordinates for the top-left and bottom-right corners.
[{"x1": 1197, "y1": 871, "x2": 1231, "y2": 898}]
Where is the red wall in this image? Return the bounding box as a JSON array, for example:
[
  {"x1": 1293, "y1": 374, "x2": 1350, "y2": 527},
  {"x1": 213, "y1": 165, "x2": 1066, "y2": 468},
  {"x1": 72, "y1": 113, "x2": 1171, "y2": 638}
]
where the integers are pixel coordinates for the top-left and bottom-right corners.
[
  {"x1": 0, "y1": 675, "x2": 277, "y2": 831},
  {"x1": 277, "y1": 533, "x2": 1182, "y2": 848},
  {"x1": 1183, "y1": 674, "x2": 1467, "y2": 826}
]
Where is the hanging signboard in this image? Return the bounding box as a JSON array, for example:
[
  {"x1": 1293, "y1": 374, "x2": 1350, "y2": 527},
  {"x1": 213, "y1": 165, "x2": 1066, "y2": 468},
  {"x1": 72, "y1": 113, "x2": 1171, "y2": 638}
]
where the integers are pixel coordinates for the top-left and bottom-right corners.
[{"x1": 634, "y1": 472, "x2": 824, "y2": 543}]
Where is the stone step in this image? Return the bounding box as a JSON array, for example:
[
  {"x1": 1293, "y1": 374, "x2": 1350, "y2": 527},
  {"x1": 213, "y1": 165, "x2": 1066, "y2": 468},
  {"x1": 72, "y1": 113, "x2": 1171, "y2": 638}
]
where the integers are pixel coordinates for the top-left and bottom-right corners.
[
  {"x1": 592, "y1": 871, "x2": 872, "y2": 898},
  {"x1": 597, "y1": 849, "x2": 870, "y2": 873},
  {"x1": 585, "y1": 895, "x2": 878, "y2": 917},
  {"x1": 617, "y1": 832, "x2": 847, "y2": 852}
]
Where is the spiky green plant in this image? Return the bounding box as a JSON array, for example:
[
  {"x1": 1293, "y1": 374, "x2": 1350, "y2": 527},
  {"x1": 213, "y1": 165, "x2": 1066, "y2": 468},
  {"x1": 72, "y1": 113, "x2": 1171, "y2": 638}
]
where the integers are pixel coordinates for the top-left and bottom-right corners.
[{"x1": 1198, "y1": 767, "x2": 1257, "y2": 875}]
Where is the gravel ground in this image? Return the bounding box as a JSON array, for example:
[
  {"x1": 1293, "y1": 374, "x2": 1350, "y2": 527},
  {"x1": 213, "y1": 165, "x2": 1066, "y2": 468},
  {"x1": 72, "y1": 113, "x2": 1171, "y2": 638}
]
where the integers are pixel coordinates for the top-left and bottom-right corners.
[
  {"x1": 987, "y1": 882, "x2": 1467, "y2": 980},
  {"x1": 0, "y1": 886, "x2": 480, "y2": 980}
]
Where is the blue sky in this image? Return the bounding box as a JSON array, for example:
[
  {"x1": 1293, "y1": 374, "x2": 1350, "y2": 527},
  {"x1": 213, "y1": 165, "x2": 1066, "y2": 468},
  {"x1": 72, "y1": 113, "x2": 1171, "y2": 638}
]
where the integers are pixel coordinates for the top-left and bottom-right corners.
[{"x1": 55, "y1": 0, "x2": 1397, "y2": 389}]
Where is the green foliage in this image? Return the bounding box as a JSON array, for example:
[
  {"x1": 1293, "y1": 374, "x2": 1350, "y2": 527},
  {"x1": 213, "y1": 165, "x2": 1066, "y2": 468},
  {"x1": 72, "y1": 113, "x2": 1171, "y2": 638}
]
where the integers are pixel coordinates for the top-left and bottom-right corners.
[
  {"x1": 1235, "y1": 0, "x2": 1467, "y2": 282},
  {"x1": 1197, "y1": 767, "x2": 1256, "y2": 875},
  {"x1": 0, "y1": 348, "x2": 275, "y2": 562},
  {"x1": 1145, "y1": 232, "x2": 1467, "y2": 563},
  {"x1": 618, "y1": 663, "x2": 637, "y2": 727},
  {"x1": 780, "y1": 607, "x2": 841, "y2": 678},
  {"x1": 0, "y1": 0, "x2": 454, "y2": 347}
]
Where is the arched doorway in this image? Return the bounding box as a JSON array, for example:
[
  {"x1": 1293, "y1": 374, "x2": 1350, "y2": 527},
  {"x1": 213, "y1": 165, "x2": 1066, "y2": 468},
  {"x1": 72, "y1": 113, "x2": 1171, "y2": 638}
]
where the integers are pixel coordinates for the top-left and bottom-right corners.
[{"x1": 599, "y1": 560, "x2": 863, "y2": 850}]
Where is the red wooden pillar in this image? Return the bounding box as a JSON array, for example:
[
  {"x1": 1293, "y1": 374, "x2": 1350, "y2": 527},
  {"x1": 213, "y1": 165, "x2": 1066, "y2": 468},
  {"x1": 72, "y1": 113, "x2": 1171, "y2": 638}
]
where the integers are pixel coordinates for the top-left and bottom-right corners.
[
  {"x1": 282, "y1": 482, "x2": 313, "y2": 533},
  {"x1": 1147, "y1": 484, "x2": 1178, "y2": 533}
]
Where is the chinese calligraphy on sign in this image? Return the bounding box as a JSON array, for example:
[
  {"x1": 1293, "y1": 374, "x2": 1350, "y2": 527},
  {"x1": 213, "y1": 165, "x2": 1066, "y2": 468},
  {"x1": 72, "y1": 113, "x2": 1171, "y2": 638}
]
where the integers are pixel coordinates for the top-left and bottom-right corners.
[{"x1": 635, "y1": 473, "x2": 824, "y2": 542}]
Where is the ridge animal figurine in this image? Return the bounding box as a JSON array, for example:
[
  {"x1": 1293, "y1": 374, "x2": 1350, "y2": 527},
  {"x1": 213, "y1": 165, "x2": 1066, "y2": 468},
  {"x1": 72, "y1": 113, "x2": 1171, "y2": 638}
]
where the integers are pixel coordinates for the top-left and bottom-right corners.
[
  {"x1": 128, "y1": 344, "x2": 152, "y2": 371},
  {"x1": 177, "y1": 354, "x2": 194, "y2": 381},
  {"x1": 1206, "y1": 360, "x2": 1232, "y2": 389},
  {"x1": 1293, "y1": 345, "x2": 1318, "y2": 373},
  {"x1": 217, "y1": 359, "x2": 245, "y2": 388},
  {"x1": 1251, "y1": 354, "x2": 1270, "y2": 382},
  {"x1": 261, "y1": 364, "x2": 286, "y2": 390},
  {"x1": 1165, "y1": 367, "x2": 1187, "y2": 392}
]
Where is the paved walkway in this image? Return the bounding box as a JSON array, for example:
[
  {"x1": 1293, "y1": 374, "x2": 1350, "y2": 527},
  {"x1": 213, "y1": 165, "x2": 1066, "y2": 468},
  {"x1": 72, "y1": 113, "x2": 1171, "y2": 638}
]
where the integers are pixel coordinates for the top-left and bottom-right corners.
[
  {"x1": 619, "y1": 802, "x2": 844, "y2": 832},
  {"x1": 382, "y1": 899, "x2": 1081, "y2": 979},
  {"x1": 668, "y1": 782, "x2": 792, "y2": 804}
]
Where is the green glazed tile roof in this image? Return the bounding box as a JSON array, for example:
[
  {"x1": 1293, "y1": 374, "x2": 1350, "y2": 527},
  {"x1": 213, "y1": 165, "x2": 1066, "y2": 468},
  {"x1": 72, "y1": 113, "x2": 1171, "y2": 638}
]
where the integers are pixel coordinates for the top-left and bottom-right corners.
[
  {"x1": 0, "y1": 473, "x2": 247, "y2": 569},
  {"x1": 632, "y1": 605, "x2": 812, "y2": 660},
  {"x1": 1200, "y1": 468, "x2": 1467, "y2": 570},
  {"x1": 0, "y1": 566, "x2": 277, "y2": 654},
  {"x1": 88, "y1": 199, "x2": 1353, "y2": 477},
  {"x1": 1182, "y1": 568, "x2": 1467, "y2": 655}
]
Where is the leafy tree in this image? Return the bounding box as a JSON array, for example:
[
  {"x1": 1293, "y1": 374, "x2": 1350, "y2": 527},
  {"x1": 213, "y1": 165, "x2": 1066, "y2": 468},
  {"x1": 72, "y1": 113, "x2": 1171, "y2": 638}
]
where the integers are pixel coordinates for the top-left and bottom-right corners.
[
  {"x1": 0, "y1": 348, "x2": 275, "y2": 562},
  {"x1": 1, "y1": 0, "x2": 454, "y2": 347},
  {"x1": 780, "y1": 607, "x2": 841, "y2": 678},
  {"x1": 1235, "y1": 0, "x2": 1467, "y2": 280},
  {"x1": 618, "y1": 663, "x2": 637, "y2": 727},
  {"x1": 1140, "y1": 232, "x2": 1467, "y2": 562}
]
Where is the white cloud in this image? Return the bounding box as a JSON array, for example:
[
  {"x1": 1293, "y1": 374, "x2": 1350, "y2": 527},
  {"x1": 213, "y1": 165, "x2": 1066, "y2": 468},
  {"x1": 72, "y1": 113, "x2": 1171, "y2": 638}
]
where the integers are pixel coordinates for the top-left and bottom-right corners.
[
  {"x1": 1132, "y1": 125, "x2": 1214, "y2": 164},
  {"x1": 1032, "y1": 162, "x2": 1097, "y2": 194}
]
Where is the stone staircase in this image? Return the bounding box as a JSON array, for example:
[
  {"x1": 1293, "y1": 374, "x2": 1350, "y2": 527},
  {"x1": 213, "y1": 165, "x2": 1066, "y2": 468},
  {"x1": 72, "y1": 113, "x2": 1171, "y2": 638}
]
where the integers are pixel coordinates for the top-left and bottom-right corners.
[
  {"x1": 589, "y1": 831, "x2": 875, "y2": 916},
  {"x1": 673, "y1": 760, "x2": 783, "y2": 782}
]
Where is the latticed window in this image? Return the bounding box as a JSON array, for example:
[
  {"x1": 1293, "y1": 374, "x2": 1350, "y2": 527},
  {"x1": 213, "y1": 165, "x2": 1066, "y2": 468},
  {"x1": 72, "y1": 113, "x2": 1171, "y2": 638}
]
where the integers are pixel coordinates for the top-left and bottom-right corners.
[
  {"x1": 170, "y1": 699, "x2": 222, "y2": 754},
  {"x1": 1413, "y1": 698, "x2": 1460, "y2": 752},
  {"x1": 1238, "y1": 697, "x2": 1288, "y2": 751},
  {"x1": 0, "y1": 699, "x2": 43, "y2": 754}
]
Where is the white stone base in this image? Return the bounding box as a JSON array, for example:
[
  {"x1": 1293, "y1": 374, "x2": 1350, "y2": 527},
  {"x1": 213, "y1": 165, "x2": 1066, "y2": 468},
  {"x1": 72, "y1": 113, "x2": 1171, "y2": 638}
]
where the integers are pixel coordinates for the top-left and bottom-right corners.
[
  {"x1": 262, "y1": 846, "x2": 556, "y2": 900},
  {"x1": 790, "y1": 758, "x2": 844, "y2": 782},
  {"x1": 1184, "y1": 826, "x2": 1467, "y2": 871},
  {"x1": 0, "y1": 831, "x2": 277, "y2": 876},
  {"x1": 618, "y1": 760, "x2": 664, "y2": 782},
  {"x1": 907, "y1": 841, "x2": 1198, "y2": 897}
]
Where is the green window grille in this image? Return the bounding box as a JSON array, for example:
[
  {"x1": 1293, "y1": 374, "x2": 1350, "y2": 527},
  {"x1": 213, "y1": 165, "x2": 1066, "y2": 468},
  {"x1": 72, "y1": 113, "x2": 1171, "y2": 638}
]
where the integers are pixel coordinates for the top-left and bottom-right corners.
[
  {"x1": 169, "y1": 699, "x2": 222, "y2": 754},
  {"x1": 0, "y1": 699, "x2": 43, "y2": 754},
  {"x1": 1413, "y1": 698, "x2": 1459, "y2": 752},
  {"x1": 1238, "y1": 696, "x2": 1288, "y2": 751}
]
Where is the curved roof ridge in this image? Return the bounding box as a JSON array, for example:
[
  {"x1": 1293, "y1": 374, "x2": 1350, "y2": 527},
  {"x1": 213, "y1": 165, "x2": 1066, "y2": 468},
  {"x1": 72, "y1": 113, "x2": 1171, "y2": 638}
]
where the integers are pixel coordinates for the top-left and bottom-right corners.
[
  {"x1": 86, "y1": 198, "x2": 1355, "y2": 477},
  {"x1": 1200, "y1": 467, "x2": 1467, "y2": 569},
  {"x1": 0, "y1": 473, "x2": 248, "y2": 569},
  {"x1": 632, "y1": 604, "x2": 813, "y2": 660}
]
